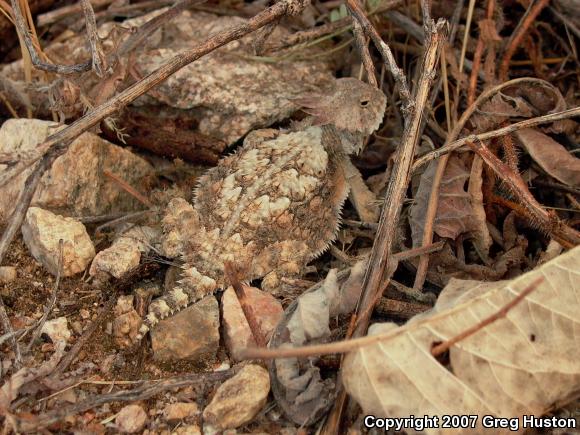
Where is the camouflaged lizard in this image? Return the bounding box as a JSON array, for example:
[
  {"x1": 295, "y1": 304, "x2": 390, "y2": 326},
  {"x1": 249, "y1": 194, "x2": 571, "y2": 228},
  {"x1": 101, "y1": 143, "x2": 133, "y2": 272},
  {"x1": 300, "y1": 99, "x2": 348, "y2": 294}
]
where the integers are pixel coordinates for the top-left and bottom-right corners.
[{"x1": 137, "y1": 78, "x2": 386, "y2": 338}]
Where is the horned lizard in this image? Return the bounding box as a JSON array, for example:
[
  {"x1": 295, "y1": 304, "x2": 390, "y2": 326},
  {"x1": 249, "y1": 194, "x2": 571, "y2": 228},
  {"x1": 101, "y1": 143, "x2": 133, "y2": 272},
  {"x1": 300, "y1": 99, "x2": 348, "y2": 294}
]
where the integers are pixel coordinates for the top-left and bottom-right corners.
[{"x1": 137, "y1": 78, "x2": 386, "y2": 338}]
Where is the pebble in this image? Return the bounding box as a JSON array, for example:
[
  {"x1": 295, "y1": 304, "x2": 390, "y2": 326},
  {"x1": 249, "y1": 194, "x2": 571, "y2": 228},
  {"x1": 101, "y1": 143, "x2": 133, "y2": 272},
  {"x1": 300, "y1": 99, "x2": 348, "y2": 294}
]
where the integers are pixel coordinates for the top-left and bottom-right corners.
[
  {"x1": 21, "y1": 207, "x2": 95, "y2": 277},
  {"x1": 151, "y1": 296, "x2": 219, "y2": 362},
  {"x1": 41, "y1": 316, "x2": 71, "y2": 343},
  {"x1": 222, "y1": 286, "x2": 283, "y2": 361},
  {"x1": 115, "y1": 404, "x2": 147, "y2": 433},
  {"x1": 202, "y1": 364, "x2": 270, "y2": 430},
  {"x1": 0, "y1": 266, "x2": 17, "y2": 283},
  {"x1": 163, "y1": 402, "x2": 199, "y2": 423},
  {"x1": 89, "y1": 226, "x2": 160, "y2": 283}
]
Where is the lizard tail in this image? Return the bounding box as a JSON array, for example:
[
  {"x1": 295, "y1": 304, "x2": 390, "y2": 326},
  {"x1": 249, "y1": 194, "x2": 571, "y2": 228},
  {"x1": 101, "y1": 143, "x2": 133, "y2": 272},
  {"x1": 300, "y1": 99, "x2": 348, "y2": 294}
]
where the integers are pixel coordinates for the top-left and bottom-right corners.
[{"x1": 136, "y1": 286, "x2": 191, "y2": 340}]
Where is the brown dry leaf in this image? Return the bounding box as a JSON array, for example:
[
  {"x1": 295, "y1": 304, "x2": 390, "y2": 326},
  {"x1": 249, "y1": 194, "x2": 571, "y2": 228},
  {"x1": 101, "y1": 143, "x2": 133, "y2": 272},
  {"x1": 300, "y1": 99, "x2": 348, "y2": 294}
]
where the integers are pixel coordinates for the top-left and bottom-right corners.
[
  {"x1": 468, "y1": 81, "x2": 566, "y2": 134},
  {"x1": 410, "y1": 155, "x2": 491, "y2": 253},
  {"x1": 515, "y1": 128, "x2": 580, "y2": 187},
  {"x1": 342, "y1": 246, "x2": 580, "y2": 432}
]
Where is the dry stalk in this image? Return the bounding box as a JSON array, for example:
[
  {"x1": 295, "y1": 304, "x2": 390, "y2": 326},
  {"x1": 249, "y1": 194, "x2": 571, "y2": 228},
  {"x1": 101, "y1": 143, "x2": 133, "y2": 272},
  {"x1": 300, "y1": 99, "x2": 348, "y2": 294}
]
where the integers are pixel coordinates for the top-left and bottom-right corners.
[
  {"x1": 346, "y1": 0, "x2": 413, "y2": 113},
  {"x1": 351, "y1": 18, "x2": 377, "y2": 86},
  {"x1": 37, "y1": 0, "x2": 113, "y2": 26},
  {"x1": 241, "y1": 275, "x2": 546, "y2": 360},
  {"x1": 13, "y1": 369, "x2": 235, "y2": 431},
  {"x1": 224, "y1": 262, "x2": 267, "y2": 349},
  {"x1": 352, "y1": 19, "x2": 447, "y2": 338},
  {"x1": 24, "y1": 240, "x2": 63, "y2": 354},
  {"x1": 102, "y1": 169, "x2": 153, "y2": 208},
  {"x1": 499, "y1": 0, "x2": 551, "y2": 81},
  {"x1": 467, "y1": 140, "x2": 580, "y2": 247},
  {"x1": 413, "y1": 105, "x2": 580, "y2": 170}
]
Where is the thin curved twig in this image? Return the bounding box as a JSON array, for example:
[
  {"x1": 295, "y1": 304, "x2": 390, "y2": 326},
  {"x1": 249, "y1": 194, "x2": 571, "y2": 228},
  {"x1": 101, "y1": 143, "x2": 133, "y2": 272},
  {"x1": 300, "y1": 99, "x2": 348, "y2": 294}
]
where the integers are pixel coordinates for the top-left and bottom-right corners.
[
  {"x1": 10, "y1": 0, "x2": 99, "y2": 75},
  {"x1": 412, "y1": 105, "x2": 580, "y2": 171},
  {"x1": 498, "y1": 0, "x2": 551, "y2": 81}
]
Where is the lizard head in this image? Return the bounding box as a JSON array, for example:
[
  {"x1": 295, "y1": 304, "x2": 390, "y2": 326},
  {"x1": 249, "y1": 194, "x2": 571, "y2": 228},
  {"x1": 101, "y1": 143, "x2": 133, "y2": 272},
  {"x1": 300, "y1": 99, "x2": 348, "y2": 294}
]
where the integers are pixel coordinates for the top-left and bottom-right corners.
[{"x1": 296, "y1": 78, "x2": 387, "y2": 137}]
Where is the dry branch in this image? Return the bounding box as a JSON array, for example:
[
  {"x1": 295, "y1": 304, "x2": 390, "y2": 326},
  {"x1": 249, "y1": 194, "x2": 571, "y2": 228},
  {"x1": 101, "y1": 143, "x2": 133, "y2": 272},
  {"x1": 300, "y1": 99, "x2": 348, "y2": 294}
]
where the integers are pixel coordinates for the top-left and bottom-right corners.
[
  {"x1": 467, "y1": 139, "x2": 580, "y2": 247},
  {"x1": 13, "y1": 369, "x2": 235, "y2": 431},
  {"x1": 352, "y1": 19, "x2": 448, "y2": 339}
]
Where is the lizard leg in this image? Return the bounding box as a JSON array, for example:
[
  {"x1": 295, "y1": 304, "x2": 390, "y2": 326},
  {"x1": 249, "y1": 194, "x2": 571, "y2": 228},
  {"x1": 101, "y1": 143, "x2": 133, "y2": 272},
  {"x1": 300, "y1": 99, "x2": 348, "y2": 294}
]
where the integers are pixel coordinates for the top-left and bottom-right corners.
[{"x1": 341, "y1": 158, "x2": 379, "y2": 223}]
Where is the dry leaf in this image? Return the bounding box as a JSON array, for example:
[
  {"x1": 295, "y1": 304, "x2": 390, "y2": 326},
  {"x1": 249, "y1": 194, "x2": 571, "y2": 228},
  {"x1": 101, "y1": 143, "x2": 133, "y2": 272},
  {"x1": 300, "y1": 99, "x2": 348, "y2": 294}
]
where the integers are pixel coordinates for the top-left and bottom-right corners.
[
  {"x1": 468, "y1": 81, "x2": 566, "y2": 134},
  {"x1": 410, "y1": 155, "x2": 491, "y2": 251},
  {"x1": 269, "y1": 261, "x2": 366, "y2": 425},
  {"x1": 343, "y1": 246, "x2": 580, "y2": 433},
  {"x1": 515, "y1": 128, "x2": 580, "y2": 187}
]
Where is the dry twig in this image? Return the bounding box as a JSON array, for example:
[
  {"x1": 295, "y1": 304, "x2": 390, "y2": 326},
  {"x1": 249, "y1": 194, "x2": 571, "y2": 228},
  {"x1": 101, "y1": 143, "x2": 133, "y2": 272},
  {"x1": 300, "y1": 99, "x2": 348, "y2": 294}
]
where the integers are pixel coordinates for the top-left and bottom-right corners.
[
  {"x1": 431, "y1": 276, "x2": 543, "y2": 356},
  {"x1": 10, "y1": 0, "x2": 101, "y2": 75},
  {"x1": 24, "y1": 240, "x2": 63, "y2": 354}
]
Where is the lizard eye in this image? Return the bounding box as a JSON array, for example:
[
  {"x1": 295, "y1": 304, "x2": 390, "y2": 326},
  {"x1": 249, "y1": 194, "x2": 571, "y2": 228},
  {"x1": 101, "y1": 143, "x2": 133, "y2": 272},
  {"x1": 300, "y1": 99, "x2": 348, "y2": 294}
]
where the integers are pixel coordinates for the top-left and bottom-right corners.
[{"x1": 360, "y1": 99, "x2": 370, "y2": 107}]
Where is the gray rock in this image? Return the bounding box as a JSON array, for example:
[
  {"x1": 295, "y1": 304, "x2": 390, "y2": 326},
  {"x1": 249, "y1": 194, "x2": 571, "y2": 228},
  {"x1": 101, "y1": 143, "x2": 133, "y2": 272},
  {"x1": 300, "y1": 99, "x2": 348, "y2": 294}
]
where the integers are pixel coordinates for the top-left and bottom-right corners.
[
  {"x1": 22, "y1": 207, "x2": 95, "y2": 277},
  {"x1": 0, "y1": 119, "x2": 154, "y2": 222},
  {"x1": 203, "y1": 364, "x2": 270, "y2": 430},
  {"x1": 151, "y1": 296, "x2": 219, "y2": 362}
]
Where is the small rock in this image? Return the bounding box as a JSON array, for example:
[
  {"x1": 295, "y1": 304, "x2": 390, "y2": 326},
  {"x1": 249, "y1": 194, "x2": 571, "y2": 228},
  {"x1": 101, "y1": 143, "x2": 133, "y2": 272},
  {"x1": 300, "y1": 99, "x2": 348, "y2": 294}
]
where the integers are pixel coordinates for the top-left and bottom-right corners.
[
  {"x1": 0, "y1": 119, "x2": 155, "y2": 221},
  {"x1": 71, "y1": 321, "x2": 83, "y2": 335},
  {"x1": 151, "y1": 296, "x2": 219, "y2": 363},
  {"x1": 113, "y1": 295, "x2": 142, "y2": 348},
  {"x1": 203, "y1": 364, "x2": 270, "y2": 430},
  {"x1": 115, "y1": 295, "x2": 135, "y2": 315},
  {"x1": 80, "y1": 309, "x2": 91, "y2": 320},
  {"x1": 222, "y1": 286, "x2": 283, "y2": 361},
  {"x1": 21, "y1": 207, "x2": 95, "y2": 277},
  {"x1": 41, "y1": 316, "x2": 71, "y2": 343},
  {"x1": 115, "y1": 404, "x2": 147, "y2": 433},
  {"x1": 89, "y1": 226, "x2": 160, "y2": 282},
  {"x1": 0, "y1": 266, "x2": 17, "y2": 283},
  {"x1": 163, "y1": 402, "x2": 199, "y2": 423},
  {"x1": 172, "y1": 425, "x2": 201, "y2": 435}
]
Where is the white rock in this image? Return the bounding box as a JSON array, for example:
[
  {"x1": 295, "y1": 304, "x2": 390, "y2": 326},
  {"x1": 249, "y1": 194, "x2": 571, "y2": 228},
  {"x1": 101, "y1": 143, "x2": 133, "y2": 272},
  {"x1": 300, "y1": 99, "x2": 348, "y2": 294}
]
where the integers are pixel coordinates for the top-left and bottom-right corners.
[
  {"x1": 203, "y1": 364, "x2": 270, "y2": 430},
  {"x1": 0, "y1": 119, "x2": 154, "y2": 222},
  {"x1": 112, "y1": 295, "x2": 142, "y2": 348},
  {"x1": 41, "y1": 317, "x2": 71, "y2": 343},
  {"x1": 115, "y1": 404, "x2": 147, "y2": 433},
  {"x1": 89, "y1": 226, "x2": 160, "y2": 282},
  {"x1": 0, "y1": 266, "x2": 17, "y2": 283},
  {"x1": 22, "y1": 207, "x2": 95, "y2": 277}
]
